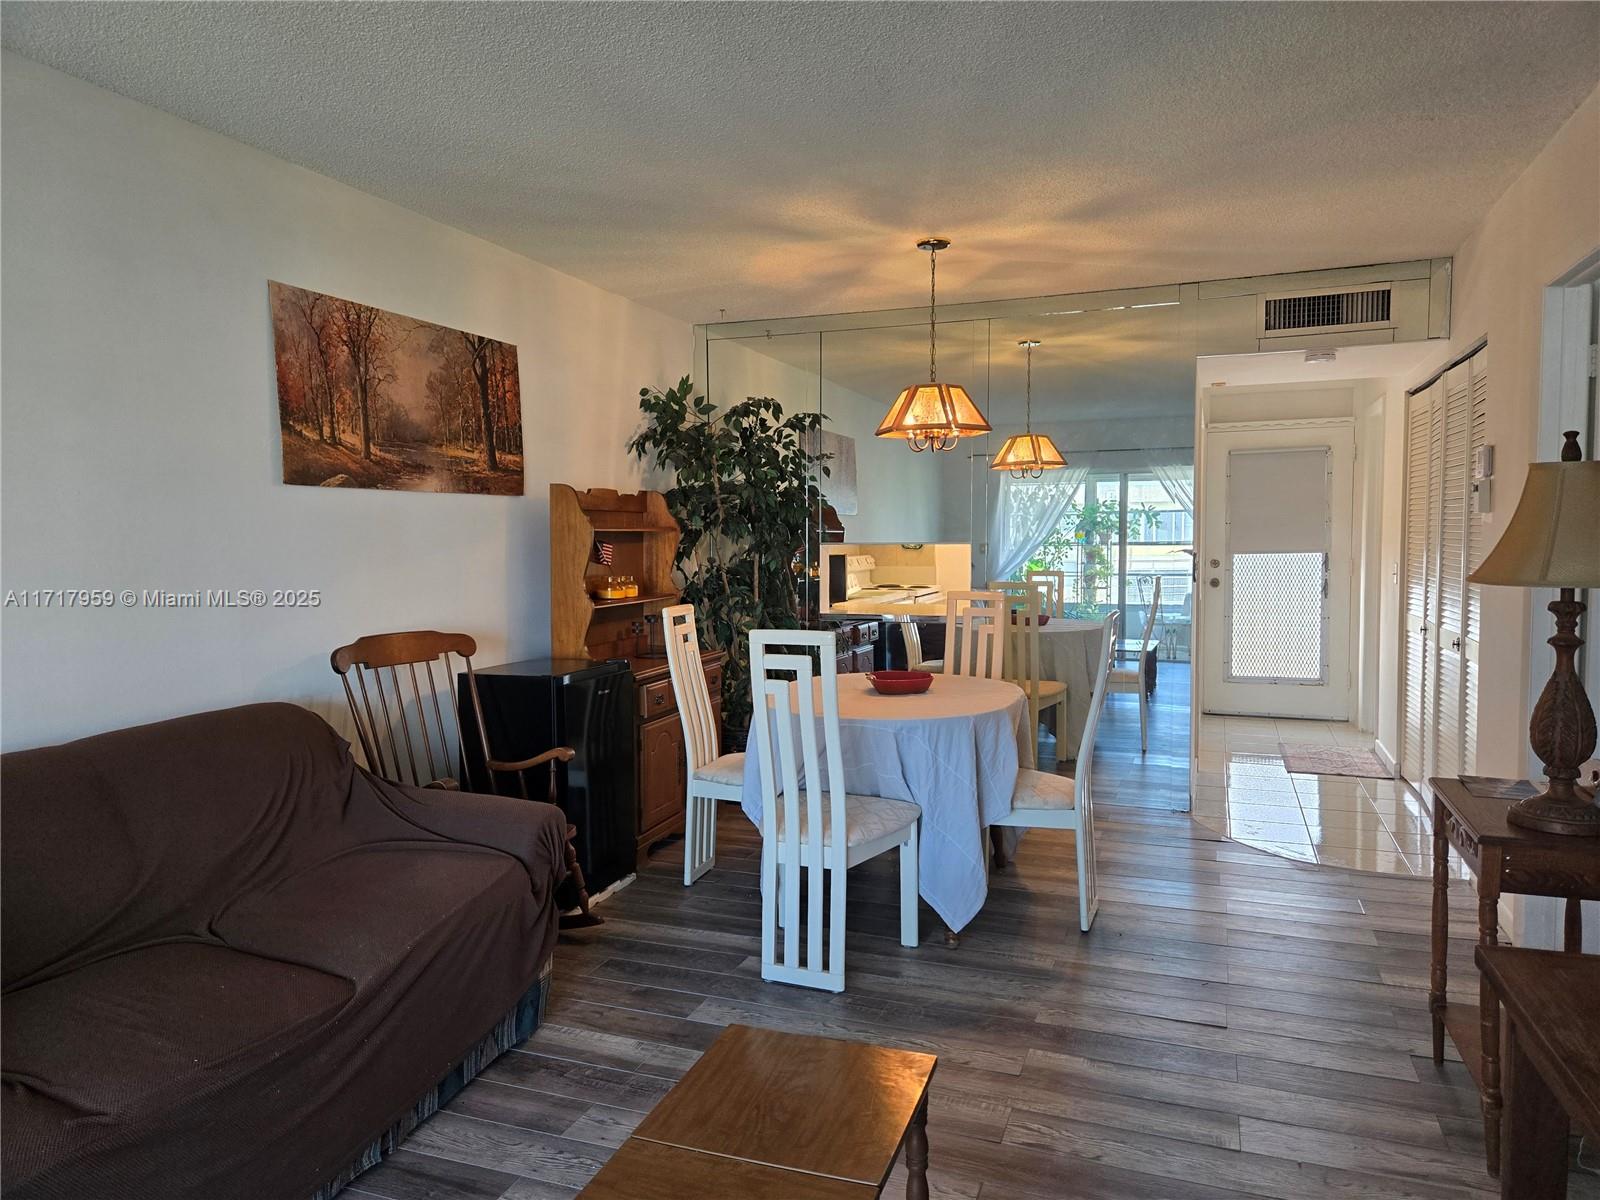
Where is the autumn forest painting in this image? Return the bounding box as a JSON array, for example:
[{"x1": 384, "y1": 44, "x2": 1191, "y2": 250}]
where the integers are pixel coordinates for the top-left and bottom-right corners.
[{"x1": 271, "y1": 282, "x2": 523, "y2": 494}]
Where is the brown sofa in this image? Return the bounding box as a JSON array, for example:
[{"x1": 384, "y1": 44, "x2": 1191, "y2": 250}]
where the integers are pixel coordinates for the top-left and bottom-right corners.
[{"x1": 1, "y1": 702, "x2": 569, "y2": 1200}]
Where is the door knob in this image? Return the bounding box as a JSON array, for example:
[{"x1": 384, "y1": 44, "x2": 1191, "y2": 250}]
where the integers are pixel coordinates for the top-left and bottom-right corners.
[{"x1": 1208, "y1": 578, "x2": 1220, "y2": 588}]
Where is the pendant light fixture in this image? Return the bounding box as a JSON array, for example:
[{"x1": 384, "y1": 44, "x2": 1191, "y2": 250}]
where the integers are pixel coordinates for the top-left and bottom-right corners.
[
  {"x1": 991, "y1": 339, "x2": 1067, "y2": 478},
  {"x1": 875, "y1": 238, "x2": 991, "y2": 452}
]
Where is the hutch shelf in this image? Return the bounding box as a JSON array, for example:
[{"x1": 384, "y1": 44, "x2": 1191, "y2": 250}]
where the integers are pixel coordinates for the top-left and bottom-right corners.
[{"x1": 550, "y1": 484, "x2": 724, "y2": 863}]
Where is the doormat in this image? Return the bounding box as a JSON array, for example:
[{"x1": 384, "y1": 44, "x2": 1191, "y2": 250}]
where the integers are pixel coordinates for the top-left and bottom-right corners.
[{"x1": 1278, "y1": 743, "x2": 1391, "y2": 779}]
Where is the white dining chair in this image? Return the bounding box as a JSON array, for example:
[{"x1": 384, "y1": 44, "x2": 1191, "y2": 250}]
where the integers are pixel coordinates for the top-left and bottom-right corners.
[
  {"x1": 897, "y1": 614, "x2": 942, "y2": 673},
  {"x1": 998, "y1": 587, "x2": 1067, "y2": 763},
  {"x1": 1108, "y1": 576, "x2": 1160, "y2": 752},
  {"x1": 943, "y1": 590, "x2": 1005, "y2": 680},
  {"x1": 991, "y1": 613, "x2": 1117, "y2": 932},
  {"x1": 1026, "y1": 569, "x2": 1069, "y2": 618},
  {"x1": 749, "y1": 630, "x2": 921, "y2": 992},
  {"x1": 990, "y1": 577, "x2": 1051, "y2": 618},
  {"x1": 662, "y1": 604, "x2": 745, "y2": 885}
]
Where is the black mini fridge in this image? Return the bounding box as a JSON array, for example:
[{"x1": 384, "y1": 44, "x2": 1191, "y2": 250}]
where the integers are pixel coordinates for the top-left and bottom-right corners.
[{"x1": 460, "y1": 657, "x2": 637, "y2": 896}]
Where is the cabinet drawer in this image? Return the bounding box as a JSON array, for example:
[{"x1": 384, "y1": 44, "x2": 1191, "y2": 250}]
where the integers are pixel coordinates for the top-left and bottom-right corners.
[
  {"x1": 850, "y1": 645, "x2": 875, "y2": 673},
  {"x1": 641, "y1": 678, "x2": 676, "y2": 719},
  {"x1": 704, "y1": 664, "x2": 724, "y2": 700}
]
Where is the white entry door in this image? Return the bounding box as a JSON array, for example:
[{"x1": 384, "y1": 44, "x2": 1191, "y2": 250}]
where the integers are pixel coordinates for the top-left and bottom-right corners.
[{"x1": 1201, "y1": 423, "x2": 1356, "y2": 719}]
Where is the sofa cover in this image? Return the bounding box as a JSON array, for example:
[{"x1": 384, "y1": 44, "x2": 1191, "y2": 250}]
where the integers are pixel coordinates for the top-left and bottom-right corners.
[{"x1": 1, "y1": 702, "x2": 568, "y2": 1199}]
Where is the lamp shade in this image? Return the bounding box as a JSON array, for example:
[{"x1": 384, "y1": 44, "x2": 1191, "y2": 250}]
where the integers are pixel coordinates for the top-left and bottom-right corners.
[
  {"x1": 991, "y1": 433, "x2": 1067, "y2": 473},
  {"x1": 1469, "y1": 458, "x2": 1600, "y2": 588},
  {"x1": 875, "y1": 383, "x2": 992, "y2": 443}
]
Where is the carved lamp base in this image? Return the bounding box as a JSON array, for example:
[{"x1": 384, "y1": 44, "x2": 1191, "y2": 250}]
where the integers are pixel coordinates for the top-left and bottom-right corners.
[
  {"x1": 1507, "y1": 787, "x2": 1600, "y2": 836},
  {"x1": 1509, "y1": 591, "x2": 1599, "y2": 837}
]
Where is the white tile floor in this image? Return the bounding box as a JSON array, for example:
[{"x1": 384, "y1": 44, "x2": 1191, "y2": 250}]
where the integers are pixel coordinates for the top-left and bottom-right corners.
[{"x1": 1191, "y1": 713, "x2": 1468, "y2": 879}]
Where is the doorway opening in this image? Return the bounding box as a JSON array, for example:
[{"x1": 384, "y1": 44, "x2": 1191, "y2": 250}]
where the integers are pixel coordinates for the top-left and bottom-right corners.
[{"x1": 1189, "y1": 342, "x2": 1450, "y2": 874}]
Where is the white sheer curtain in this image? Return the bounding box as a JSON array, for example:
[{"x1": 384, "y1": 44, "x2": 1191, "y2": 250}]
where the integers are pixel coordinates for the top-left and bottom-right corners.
[
  {"x1": 1146, "y1": 453, "x2": 1194, "y2": 518},
  {"x1": 987, "y1": 467, "x2": 1089, "y2": 582}
]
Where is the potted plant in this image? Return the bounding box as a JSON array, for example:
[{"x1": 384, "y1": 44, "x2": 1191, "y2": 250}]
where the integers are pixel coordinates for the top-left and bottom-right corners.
[{"x1": 628, "y1": 378, "x2": 827, "y2": 742}]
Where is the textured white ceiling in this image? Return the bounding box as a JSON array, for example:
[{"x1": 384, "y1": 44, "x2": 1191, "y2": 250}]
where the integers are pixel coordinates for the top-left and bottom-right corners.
[{"x1": 4, "y1": 2, "x2": 1596, "y2": 323}]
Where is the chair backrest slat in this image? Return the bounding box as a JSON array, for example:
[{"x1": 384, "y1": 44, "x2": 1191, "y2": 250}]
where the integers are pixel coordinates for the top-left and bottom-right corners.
[
  {"x1": 406, "y1": 661, "x2": 439, "y2": 784},
  {"x1": 663, "y1": 604, "x2": 721, "y2": 772}
]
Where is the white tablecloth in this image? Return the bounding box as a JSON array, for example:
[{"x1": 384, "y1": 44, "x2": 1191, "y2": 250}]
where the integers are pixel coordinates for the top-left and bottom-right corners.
[
  {"x1": 741, "y1": 673, "x2": 1029, "y2": 931},
  {"x1": 1035, "y1": 619, "x2": 1106, "y2": 760}
]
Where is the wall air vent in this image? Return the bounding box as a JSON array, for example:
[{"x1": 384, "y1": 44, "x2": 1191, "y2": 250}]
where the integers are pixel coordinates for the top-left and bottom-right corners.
[{"x1": 1259, "y1": 285, "x2": 1395, "y2": 338}]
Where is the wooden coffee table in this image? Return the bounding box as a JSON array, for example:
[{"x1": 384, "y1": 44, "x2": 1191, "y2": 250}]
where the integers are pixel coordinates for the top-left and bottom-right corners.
[{"x1": 580, "y1": 1024, "x2": 937, "y2": 1199}]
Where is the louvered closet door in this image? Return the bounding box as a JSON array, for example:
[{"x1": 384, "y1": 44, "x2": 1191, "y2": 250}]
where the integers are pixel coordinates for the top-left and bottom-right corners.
[
  {"x1": 1431, "y1": 364, "x2": 1472, "y2": 779},
  {"x1": 1401, "y1": 390, "x2": 1432, "y2": 784},
  {"x1": 1461, "y1": 350, "x2": 1487, "y2": 774},
  {"x1": 1399, "y1": 347, "x2": 1486, "y2": 793},
  {"x1": 1422, "y1": 381, "x2": 1447, "y2": 781}
]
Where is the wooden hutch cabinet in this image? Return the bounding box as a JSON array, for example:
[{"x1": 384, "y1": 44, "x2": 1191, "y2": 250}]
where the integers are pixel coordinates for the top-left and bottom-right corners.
[{"x1": 550, "y1": 485, "x2": 724, "y2": 864}]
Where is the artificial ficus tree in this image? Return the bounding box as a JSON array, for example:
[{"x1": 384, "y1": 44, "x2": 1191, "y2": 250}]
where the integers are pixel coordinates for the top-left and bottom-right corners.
[{"x1": 629, "y1": 377, "x2": 829, "y2": 734}]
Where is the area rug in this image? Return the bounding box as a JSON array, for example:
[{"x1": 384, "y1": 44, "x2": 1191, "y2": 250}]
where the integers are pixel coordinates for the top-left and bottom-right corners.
[{"x1": 1278, "y1": 743, "x2": 1391, "y2": 778}]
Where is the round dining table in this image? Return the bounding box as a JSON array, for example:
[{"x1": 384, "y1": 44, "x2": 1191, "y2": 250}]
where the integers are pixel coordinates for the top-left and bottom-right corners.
[
  {"x1": 739, "y1": 672, "x2": 1029, "y2": 932},
  {"x1": 1034, "y1": 618, "x2": 1109, "y2": 760}
]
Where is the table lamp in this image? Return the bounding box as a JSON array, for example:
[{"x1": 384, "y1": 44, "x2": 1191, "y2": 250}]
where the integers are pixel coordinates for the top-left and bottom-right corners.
[{"x1": 1468, "y1": 430, "x2": 1600, "y2": 835}]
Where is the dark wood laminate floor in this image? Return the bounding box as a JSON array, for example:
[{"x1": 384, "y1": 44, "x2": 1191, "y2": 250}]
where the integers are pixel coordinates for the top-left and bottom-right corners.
[
  {"x1": 1050, "y1": 659, "x2": 1191, "y2": 810},
  {"x1": 343, "y1": 799, "x2": 1600, "y2": 1200}
]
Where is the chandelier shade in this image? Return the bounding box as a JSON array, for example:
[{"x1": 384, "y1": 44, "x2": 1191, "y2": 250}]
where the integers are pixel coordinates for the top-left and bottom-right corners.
[
  {"x1": 878, "y1": 238, "x2": 989, "y2": 452},
  {"x1": 992, "y1": 432, "x2": 1067, "y2": 475},
  {"x1": 990, "y1": 338, "x2": 1066, "y2": 478},
  {"x1": 876, "y1": 382, "x2": 992, "y2": 452}
]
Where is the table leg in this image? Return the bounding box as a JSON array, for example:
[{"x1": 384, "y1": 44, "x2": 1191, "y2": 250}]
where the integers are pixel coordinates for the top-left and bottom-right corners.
[
  {"x1": 990, "y1": 827, "x2": 1009, "y2": 871},
  {"x1": 1430, "y1": 798, "x2": 1449, "y2": 1064},
  {"x1": 905, "y1": 1094, "x2": 929, "y2": 1200},
  {"x1": 1479, "y1": 851, "x2": 1503, "y2": 1178},
  {"x1": 1501, "y1": 1021, "x2": 1570, "y2": 1200}
]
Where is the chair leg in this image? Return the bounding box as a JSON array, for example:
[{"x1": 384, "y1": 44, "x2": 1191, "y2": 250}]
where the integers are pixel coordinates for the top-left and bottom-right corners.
[
  {"x1": 828, "y1": 858, "x2": 848, "y2": 990},
  {"x1": 1074, "y1": 819, "x2": 1097, "y2": 933},
  {"x1": 760, "y1": 845, "x2": 777, "y2": 979},
  {"x1": 900, "y1": 824, "x2": 920, "y2": 948},
  {"x1": 1138, "y1": 688, "x2": 1149, "y2": 753},
  {"x1": 704, "y1": 796, "x2": 717, "y2": 872},
  {"x1": 682, "y1": 793, "x2": 718, "y2": 886},
  {"x1": 558, "y1": 823, "x2": 604, "y2": 929},
  {"x1": 682, "y1": 788, "x2": 699, "y2": 886}
]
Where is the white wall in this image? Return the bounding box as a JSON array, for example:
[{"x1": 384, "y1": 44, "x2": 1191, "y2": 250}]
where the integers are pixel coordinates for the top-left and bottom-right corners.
[
  {"x1": 1445, "y1": 85, "x2": 1600, "y2": 951},
  {"x1": 0, "y1": 55, "x2": 692, "y2": 750},
  {"x1": 1447, "y1": 85, "x2": 1600, "y2": 780}
]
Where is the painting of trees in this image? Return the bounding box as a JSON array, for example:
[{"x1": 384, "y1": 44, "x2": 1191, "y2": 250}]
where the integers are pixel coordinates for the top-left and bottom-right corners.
[{"x1": 269, "y1": 281, "x2": 523, "y2": 494}]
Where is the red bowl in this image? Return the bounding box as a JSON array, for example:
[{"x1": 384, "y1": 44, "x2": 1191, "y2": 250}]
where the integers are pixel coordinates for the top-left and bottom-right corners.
[
  {"x1": 1009, "y1": 613, "x2": 1051, "y2": 626},
  {"x1": 866, "y1": 669, "x2": 934, "y2": 695}
]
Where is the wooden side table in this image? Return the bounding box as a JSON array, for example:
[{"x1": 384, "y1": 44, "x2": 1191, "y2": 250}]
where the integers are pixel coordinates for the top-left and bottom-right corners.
[
  {"x1": 1475, "y1": 947, "x2": 1600, "y2": 1199},
  {"x1": 1428, "y1": 777, "x2": 1600, "y2": 1176}
]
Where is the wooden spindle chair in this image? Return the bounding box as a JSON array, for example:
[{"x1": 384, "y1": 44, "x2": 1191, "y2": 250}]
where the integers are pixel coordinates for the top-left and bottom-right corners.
[{"x1": 330, "y1": 630, "x2": 600, "y2": 926}]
